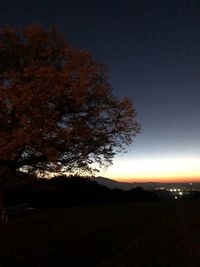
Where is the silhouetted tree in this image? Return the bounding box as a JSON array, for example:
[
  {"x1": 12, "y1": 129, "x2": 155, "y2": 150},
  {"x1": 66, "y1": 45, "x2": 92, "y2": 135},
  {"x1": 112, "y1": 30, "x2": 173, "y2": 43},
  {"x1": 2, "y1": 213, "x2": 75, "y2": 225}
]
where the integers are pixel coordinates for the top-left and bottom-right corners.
[{"x1": 0, "y1": 24, "x2": 140, "y2": 181}]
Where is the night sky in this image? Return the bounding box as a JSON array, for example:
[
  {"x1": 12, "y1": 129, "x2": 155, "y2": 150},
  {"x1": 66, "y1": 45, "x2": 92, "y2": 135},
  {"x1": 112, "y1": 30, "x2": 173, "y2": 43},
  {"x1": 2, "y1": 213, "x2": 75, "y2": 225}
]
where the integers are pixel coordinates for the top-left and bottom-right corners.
[{"x1": 1, "y1": 0, "x2": 200, "y2": 182}]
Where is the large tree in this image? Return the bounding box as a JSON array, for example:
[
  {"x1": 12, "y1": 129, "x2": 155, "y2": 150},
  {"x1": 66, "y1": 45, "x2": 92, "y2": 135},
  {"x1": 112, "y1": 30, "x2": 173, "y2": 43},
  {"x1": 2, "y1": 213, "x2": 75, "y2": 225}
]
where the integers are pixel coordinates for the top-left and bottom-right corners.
[{"x1": 0, "y1": 24, "x2": 140, "y2": 179}]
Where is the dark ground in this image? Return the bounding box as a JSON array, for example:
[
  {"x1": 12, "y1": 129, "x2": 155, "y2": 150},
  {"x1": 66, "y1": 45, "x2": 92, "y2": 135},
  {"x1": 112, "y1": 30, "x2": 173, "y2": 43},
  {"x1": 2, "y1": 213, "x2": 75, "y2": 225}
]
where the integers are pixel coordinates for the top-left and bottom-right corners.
[{"x1": 0, "y1": 201, "x2": 200, "y2": 267}]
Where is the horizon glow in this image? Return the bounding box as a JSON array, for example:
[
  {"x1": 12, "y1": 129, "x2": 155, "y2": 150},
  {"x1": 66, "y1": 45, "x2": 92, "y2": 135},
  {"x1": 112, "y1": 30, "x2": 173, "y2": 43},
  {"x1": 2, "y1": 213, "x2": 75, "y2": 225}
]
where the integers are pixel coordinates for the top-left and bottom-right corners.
[{"x1": 99, "y1": 157, "x2": 200, "y2": 183}]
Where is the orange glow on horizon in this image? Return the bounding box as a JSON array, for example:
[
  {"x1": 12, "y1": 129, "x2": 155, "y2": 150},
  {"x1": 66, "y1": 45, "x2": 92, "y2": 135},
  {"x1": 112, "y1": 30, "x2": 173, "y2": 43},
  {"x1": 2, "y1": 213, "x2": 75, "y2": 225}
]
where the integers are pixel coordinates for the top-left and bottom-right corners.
[{"x1": 99, "y1": 157, "x2": 200, "y2": 183}]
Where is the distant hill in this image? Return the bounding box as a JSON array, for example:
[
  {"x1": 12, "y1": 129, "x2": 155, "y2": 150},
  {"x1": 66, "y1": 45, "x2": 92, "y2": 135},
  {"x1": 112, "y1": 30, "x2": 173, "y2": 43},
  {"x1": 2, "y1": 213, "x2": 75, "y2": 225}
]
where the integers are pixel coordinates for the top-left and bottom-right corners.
[
  {"x1": 92, "y1": 176, "x2": 159, "y2": 190},
  {"x1": 92, "y1": 176, "x2": 200, "y2": 190},
  {"x1": 92, "y1": 176, "x2": 124, "y2": 189}
]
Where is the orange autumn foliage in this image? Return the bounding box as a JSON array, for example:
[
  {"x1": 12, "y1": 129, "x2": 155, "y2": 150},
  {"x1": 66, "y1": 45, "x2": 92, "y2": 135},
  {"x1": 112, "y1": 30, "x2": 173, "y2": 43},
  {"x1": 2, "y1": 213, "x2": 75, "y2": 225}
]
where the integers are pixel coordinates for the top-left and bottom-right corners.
[{"x1": 0, "y1": 24, "x2": 140, "y2": 178}]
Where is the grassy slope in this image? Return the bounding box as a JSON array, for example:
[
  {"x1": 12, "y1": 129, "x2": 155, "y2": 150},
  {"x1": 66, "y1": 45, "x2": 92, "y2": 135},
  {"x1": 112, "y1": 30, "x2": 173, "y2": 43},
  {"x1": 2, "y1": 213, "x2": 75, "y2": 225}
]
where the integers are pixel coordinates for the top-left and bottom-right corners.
[{"x1": 0, "y1": 201, "x2": 200, "y2": 267}]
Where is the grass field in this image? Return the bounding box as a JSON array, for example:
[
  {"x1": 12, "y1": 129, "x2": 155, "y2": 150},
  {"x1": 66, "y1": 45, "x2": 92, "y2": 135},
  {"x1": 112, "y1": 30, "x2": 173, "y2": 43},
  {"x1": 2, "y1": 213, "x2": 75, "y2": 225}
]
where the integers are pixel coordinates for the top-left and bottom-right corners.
[{"x1": 0, "y1": 201, "x2": 200, "y2": 267}]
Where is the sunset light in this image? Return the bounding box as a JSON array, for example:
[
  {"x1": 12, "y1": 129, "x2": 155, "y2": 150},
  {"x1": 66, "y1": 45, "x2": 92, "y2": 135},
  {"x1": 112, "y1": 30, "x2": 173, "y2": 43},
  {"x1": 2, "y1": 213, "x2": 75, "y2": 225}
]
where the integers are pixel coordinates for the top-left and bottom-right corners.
[{"x1": 100, "y1": 157, "x2": 200, "y2": 182}]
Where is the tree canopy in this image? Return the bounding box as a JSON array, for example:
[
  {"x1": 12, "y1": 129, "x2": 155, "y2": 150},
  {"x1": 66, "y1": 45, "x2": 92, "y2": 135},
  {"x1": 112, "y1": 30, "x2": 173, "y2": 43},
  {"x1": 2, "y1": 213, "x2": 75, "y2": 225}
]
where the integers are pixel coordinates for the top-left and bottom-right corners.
[{"x1": 0, "y1": 24, "x2": 140, "y2": 179}]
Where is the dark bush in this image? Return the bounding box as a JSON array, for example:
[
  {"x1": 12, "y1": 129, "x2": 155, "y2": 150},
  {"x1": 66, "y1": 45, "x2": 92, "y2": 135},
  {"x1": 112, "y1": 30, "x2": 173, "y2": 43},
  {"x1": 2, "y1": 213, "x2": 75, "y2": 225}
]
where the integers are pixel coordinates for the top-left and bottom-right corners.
[{"x1": 4, "y1": 175, "x2": 159, "y2": 208}]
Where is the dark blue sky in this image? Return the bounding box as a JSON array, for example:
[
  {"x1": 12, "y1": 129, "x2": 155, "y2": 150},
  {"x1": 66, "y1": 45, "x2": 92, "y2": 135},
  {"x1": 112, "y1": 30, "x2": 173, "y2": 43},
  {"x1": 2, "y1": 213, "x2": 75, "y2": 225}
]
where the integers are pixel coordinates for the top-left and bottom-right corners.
[{"x1": 1, "y1": 0, "x2": 200, "y2": 180}]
